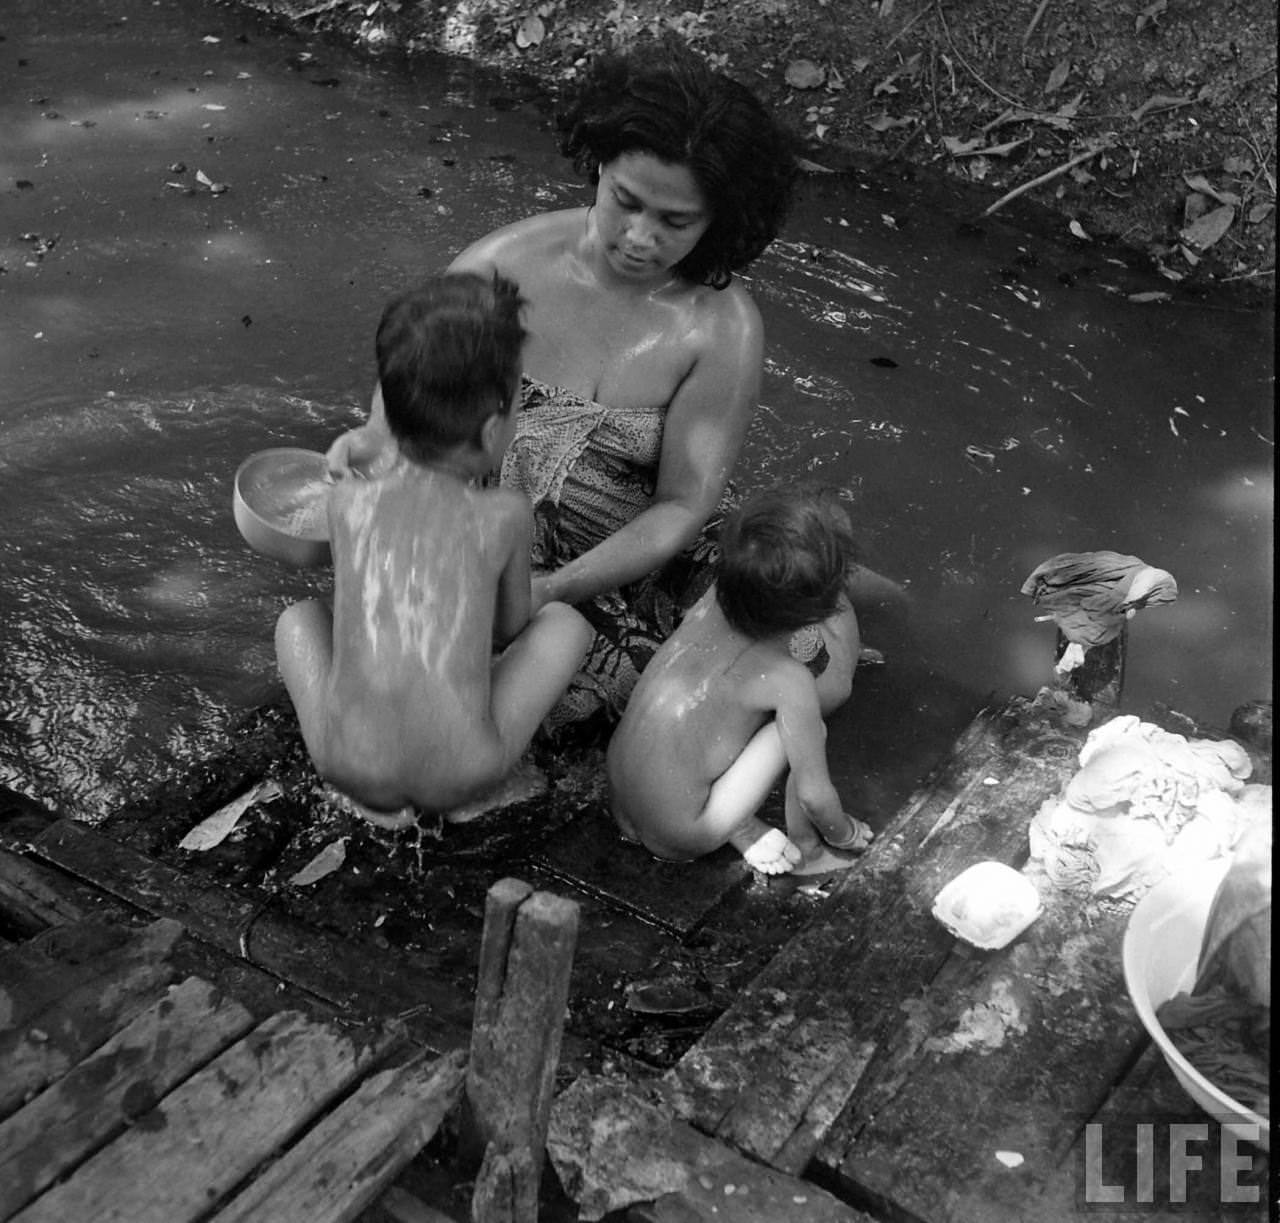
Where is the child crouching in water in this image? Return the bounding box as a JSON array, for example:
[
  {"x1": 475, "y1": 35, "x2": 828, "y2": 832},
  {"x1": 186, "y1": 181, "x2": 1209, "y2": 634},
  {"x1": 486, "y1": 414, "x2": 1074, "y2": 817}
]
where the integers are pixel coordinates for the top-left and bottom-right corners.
[
  {"x1": 607, "y1": 486, "x2": 874, "y2": 875},
  {"x1": 276, "y1": 272, "x2": 592, "y2": 825}
]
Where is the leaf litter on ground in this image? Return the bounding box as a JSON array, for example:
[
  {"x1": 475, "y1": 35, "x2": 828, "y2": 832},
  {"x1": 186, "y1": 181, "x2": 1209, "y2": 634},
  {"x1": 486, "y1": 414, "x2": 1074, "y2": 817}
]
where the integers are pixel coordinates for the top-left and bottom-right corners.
[
  {"x1": 289, "y1": 837, "x2": 349, "y2": 886},
  {"x1": 178, "y1": 778, "x2": 284, "y2": 851}
]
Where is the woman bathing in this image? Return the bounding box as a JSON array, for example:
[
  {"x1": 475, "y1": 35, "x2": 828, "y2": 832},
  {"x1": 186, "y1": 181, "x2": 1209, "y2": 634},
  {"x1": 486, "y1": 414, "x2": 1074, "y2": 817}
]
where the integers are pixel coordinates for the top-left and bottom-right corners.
[{"x1": 328, "y1": 40, "x2": 798, "y2": 725}]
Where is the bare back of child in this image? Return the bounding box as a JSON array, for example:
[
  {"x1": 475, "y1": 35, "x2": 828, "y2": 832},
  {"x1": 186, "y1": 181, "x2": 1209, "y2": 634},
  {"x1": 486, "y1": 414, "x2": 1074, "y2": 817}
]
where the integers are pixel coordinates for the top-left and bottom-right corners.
[
  {"x1": 276, "y1": 274, "x2": 591, "y2": 822},
  {"x1": 607, "y1": 487, "x2": 874, "y2": 876}
]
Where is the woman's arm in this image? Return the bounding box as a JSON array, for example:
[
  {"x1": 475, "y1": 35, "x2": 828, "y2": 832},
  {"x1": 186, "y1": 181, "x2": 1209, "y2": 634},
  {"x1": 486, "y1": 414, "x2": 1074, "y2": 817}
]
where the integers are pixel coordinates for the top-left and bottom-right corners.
[{"x1": 535, "y1": 287, "x2": 764, "y2": 608}]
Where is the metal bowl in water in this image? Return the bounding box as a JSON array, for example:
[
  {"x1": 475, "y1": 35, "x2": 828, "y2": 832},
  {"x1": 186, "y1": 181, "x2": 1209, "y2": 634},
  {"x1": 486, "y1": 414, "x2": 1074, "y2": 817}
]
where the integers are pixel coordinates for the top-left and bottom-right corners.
[{"x1": 233, "y1": 447, "x2": 332, "y2": 568}]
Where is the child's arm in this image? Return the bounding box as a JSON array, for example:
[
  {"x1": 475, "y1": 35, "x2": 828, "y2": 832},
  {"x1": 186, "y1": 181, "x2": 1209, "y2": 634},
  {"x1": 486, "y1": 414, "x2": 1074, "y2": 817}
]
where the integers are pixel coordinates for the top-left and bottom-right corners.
[
  {"x1": 326, "y1": 383, "x2": 395, "y2": 478},
  {"x1": 772, "y1": 667, "x2": 847, "y2": 829},
  {"x1": 492, "y1": 491, "x2": 535, "y2": 650}
]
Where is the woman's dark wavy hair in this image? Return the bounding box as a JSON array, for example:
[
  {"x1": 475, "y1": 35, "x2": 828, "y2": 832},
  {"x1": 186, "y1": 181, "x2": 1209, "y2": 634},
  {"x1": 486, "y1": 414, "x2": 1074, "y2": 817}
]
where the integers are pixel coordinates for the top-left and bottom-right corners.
[
  {"x1": 557, "y1": 39, "x2": 798, "y2": 289},
  {"x1": 715, "y1": 485, "x2": 858, "y2": 638},
  {"x1": 377, "y1": 272, "x2": 527, "y2": 462}
]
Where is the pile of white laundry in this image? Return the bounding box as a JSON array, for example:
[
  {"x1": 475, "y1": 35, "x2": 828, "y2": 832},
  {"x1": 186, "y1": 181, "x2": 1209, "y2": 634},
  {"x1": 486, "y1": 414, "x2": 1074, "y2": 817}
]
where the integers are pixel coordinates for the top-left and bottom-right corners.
[{"x1": 1028, "y1": 715, "x2": 1270, "y2": 900}]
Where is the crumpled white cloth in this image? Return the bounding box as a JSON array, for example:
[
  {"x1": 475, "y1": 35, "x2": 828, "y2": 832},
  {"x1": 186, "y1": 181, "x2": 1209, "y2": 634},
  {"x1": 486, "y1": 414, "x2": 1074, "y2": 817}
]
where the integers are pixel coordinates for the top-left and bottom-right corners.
[{"x1": 1029, "y1": 715, "x2": 1265, "y2": 900}]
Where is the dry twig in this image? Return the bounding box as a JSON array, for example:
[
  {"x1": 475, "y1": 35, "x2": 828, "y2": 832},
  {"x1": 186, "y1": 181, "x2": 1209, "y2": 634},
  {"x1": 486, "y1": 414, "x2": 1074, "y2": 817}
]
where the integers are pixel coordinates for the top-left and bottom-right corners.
[
  {"x1": 1022, "y1": 0, "x2": 1051, "y2": 48},
  {"x1": 981, "y1": 142, "x2": 1111, "y2": 216}
]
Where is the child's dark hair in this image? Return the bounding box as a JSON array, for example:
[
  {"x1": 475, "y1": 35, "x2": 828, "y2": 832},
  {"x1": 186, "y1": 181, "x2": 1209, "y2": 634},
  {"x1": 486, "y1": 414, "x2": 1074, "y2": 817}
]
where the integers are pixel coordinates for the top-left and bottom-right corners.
[
  {"x1": 715, "y1": 486, "x2": 857, "y2": 638},
  {"x1": 557, "y1": 39, "x2": 797, "y2": 290},
  {"x1": 376, "y1": 272, "x2": 527, "y2": 461}
]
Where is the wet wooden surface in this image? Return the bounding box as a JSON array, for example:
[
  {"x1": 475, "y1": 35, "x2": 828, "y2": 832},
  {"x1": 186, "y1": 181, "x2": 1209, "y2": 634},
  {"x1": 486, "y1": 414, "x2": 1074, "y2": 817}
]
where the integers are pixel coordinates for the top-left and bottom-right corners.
[
  {"x1": 0, "y1": 684, "x2": 1269, "y2": 1222},
  {"x1": 0, "y1": 913, "x2": 466, "y2": 1223},
  {"x1": 662, "y1": 693, "x2": 1271, "y2": 1222},
  {"x1": 4, "y1": 697, "x2": 834, "y2": 1080}
]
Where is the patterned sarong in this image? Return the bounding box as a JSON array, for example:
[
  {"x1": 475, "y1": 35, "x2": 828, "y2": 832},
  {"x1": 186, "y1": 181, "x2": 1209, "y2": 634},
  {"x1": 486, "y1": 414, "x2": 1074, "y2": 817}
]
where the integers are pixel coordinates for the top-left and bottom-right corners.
[{"x1": 501, "y1": 377, "x2": 724, "y2": 726}]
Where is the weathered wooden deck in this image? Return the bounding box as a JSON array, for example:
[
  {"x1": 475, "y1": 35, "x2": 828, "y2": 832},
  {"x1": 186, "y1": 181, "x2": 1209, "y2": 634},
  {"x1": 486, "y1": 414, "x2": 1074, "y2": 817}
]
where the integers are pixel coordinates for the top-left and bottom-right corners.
[{"x1": 0, "y1": 682, "x2": 1269, "y2": 1221}]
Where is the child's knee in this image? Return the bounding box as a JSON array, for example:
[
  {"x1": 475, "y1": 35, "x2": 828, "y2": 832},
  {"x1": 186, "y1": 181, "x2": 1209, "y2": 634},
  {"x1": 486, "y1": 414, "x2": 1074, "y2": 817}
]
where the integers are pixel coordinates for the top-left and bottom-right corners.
[{"x1": 540, "y1": 600, "x2": 592, "y2": 648}]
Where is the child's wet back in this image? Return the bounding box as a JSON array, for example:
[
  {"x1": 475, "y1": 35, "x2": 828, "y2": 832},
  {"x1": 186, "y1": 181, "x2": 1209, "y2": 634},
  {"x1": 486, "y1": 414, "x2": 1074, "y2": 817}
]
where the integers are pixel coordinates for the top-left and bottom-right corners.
[
  {"x1": 607, "y1": 485, "x2": 873, "y2": 876},
  {"x1": 275, "y1": 272, "x2": 591, "y2": 820}
]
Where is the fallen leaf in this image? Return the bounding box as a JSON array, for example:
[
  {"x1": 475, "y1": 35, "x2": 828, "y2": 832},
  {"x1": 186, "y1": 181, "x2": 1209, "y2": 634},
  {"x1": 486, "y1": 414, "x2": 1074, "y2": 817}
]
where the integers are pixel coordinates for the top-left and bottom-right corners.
[
  {"x1": 1053, "y1": 91, "x2": 1084, "y2": 120},
  {"x1": 1068, "y1": 219, "x2": 1092, "y2": 241},
  {"x1": 946, "y1": 135, "x2": 1029, "y2": 158},
  {"x1": 1247, "y1": 201, "x2": 1274, "y2": 225},
  {"x1": 1045, "y1": 59, "x2": 1071, "y2": 95},
  {"x1": 794, "y1": 156, "x2": 836, "y2": 174},
  {"x1": 515, "y1": 13, "x2": 544, "y2": 48},
  {"x1": 784, "y1": 59, "x2": 825, "y2": 90},
  {"x1": 1134, "y1": 0, "x2": 1167, "y2": 32},
  {"x1": 201, "y1": 103, "x2": 227, "y2": 111},
  {"x1": 1126, "y1": 290, "x2": 1171, "y2": 303},
  {"x1": 1182, "y1": 174, "x2": 1240, "y2": 206},
  {"x1": 1180, "y1": 204, "x2": 1235, "y2": 251},
  {"x1": 289, "y1": 838, "x2": 348, "y2": 886},
  {"x1": 624, "y1": 977, "x2": 714, "y2": 1015},
  {"x1": 179, "y1": 779, "x2": 283, "y2": 851},
  {"x1": 1183, "y1": 191, "x2": 1210, "y2": 226},
  {"x1": 194, "y1": 169, "x2": 228, "y2": 194},
  {"x1": 1130, "y1": 93, "x2": 1190, "y2": 123},
  {"x1": 866, "y1": 112, "x2": 913, "y2": 132}
]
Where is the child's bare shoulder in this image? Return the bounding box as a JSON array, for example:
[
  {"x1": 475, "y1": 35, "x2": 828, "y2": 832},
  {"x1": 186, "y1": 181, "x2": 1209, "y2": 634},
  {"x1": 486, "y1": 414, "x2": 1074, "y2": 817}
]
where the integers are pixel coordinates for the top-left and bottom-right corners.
[
  {"x1": 473, "y1": 482, "x2": 531, "y2": 522},
  {"x1": 743, "y1": 647, "x2": 820, "y2": 709},
  {"x1": 468, "y1": 482, "x2": 532, "y2": 543}
]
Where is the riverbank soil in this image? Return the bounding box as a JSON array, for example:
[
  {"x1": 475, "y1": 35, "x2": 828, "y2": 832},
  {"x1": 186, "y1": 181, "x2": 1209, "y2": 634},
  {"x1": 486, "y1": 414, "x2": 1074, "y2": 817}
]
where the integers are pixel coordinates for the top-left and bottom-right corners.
[{"x1": 231, "y1": 0, "x2": 1276, "y2": 299}]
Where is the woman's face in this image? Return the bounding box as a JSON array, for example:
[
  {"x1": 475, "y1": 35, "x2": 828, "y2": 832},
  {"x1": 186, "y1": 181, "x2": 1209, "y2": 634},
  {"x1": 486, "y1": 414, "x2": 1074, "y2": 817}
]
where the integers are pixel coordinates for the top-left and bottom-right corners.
[{"x1": 591, "y1": 150, "x2": 711, "y2": 282}]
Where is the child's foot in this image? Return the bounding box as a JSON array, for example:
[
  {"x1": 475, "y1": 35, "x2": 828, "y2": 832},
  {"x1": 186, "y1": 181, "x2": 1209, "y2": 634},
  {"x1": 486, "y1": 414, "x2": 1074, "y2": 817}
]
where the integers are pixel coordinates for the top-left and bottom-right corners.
[
  {"x1": 737, "y1": 827, "x2": 803, "y2": 874},
  {"x1": 791, "y1": 843, "x2": 864, "y2": 876},
  {"x1": 444, "y1": 759, "x2": 548, "y2": 824},
  {"x1": 826, "y1": 816, "x2": 875, "y2": 852}
]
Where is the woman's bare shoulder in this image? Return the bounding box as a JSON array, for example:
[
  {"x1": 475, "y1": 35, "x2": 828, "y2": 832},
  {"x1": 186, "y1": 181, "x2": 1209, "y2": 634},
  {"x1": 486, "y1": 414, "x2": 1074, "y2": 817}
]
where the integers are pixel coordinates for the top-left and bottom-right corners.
[{"x1": 450, "y1": 209, "x2": 585, "y2": 275}]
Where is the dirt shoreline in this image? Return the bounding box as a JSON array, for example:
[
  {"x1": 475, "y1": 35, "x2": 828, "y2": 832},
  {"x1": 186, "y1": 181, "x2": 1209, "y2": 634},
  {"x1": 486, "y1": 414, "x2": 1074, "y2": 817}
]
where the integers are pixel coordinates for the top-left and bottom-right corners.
[{"x1": 224, "y1": 0, "x2": 1275, "y2": 304}]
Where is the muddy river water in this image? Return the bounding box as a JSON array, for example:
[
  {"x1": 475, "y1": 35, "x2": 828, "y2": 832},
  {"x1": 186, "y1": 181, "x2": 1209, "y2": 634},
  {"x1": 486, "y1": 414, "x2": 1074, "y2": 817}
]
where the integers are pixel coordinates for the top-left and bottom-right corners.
[{"x1": 1, "y1": 0, "x2": 1273, "y2": 823}]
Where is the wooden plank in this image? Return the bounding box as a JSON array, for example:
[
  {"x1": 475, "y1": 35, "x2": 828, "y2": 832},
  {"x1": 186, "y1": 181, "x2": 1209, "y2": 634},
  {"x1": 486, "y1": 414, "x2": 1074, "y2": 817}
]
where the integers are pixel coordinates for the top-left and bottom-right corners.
[
  {"x1": 12, "y1": 1010, "x2": 396, "y2": 1223},
  {"x1": 822, "y1": 860, "x2": 1143, "y2": 1222},
  {"x1": 662, "y1": 696, "x2": 1084, "y2": 1166},
  {"x1": 548, "y1": 1074, "x2": 876, "y2": 1223},
  {"x1": 461, "y1": 884, "x2": 579, "y2": 1186},
  {"x1": 378, "y1": 1187, "x2": 458, "y2": 1223},
  {"x1": 211, "y1": 1048, "x2": 466, "y2": 1223},
  {"x1": 0, "y1": 850, "x2": 85, "y2": 935},
  {"x1": 0, "y1": 848, "x2": 345, "y2": 1031},
  {"x1": 471, "y1": 1142, "x2": 539, "y2": 1223},
  {"x1": 25, "y1": 820, "x2": 473, "y2": 1051},
  {"x1": 0, "y1": 917, "x2": 171, "y2": 1035},
  {"x1": 0, "y1": 976, "x2": 255, "y2": 1218},
  {"x1": 0, "y1": 918, "x2": 183, "y2": 1119},
  {"x1": 534, "y1": 814, "x2": 747, "y2": 936}
]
